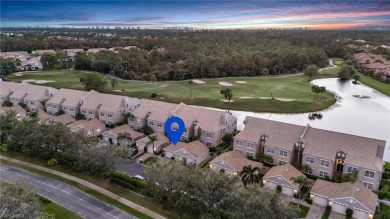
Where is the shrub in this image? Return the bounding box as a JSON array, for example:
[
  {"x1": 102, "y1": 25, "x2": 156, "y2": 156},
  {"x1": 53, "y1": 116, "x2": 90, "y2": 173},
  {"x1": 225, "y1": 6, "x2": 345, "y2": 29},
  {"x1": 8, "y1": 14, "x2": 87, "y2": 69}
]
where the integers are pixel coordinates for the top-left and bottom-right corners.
[
  {"x1": 110, "y1": 171, "x2": 147, "y2": 189},
  {"x1": 2, "y1": 100, "x2": 13, "y2": 107},
  {"x1": 386, "y1": 192, "x2": 390, "y2": 200},
  {"x1": 379, "y1": 185, "x2": 389, "y2": 199},
  {"x1": 75, "y1": 112, "x2": 86, "y2": 120},
  {"x1": 383, "y1": 172, "x2": 390, "y2": 179},
  {"x1": 276, "y1": 185, "x2": 282, "y2": 193},
  {"x1": 55, "y1": 109, "x2": 65, "y2": 116},
  {"x1": 151, "y1": 93, "x2": 157, "y2": 98},
  {"x1": 305, "y1": 196, "x2": 312, "y2": 204},
  {"x1": 0, "y1": 144, "x2": 8, "y2": 152},
  {"x1": 47, "y1": 158, "x2": 58, "y2": 166},
  {"x1": 346, "y1": 208, "x2": 353, "y2": 218}
]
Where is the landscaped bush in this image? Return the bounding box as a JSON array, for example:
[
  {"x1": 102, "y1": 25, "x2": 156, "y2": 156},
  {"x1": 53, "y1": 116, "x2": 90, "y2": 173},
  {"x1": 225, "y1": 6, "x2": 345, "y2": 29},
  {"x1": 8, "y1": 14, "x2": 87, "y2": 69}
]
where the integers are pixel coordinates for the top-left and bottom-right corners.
[
  {"x1": 47, "y1": 158, "x2": 58, "y2": 166},
  {"x1": 110, "y1": 171, "x2": 147, "y2": 189},
  {"x1": 2, "y1": 100, "x2": 13, "y2": 107},
  {"x1": 276, "y1": 185, "x2": 282, "y2": 193},
  {"x1": 346, "y1": 208, "x2": 353, "y2": 218},
  {"x1": 305, "y1": 196, "x2": 312, "y2": 204},
  {"x1": 0, "y1": 144, "x2": 8, "y2": 152},
  {"x1": 150, "y1": 93, "x2": 157, "y2": 98},
  {"x1": 386, "y1": 192, "x2": 390, "y2": 200},
  {"x1": 379, "y1": 185, "x2": 389, "y2": 199},
  {"x1": 380, "y1": 180, "x2": 390, "y2": 189},
  {"x1": 382, "y1": 172, "x2": 390, "y2": 179}
]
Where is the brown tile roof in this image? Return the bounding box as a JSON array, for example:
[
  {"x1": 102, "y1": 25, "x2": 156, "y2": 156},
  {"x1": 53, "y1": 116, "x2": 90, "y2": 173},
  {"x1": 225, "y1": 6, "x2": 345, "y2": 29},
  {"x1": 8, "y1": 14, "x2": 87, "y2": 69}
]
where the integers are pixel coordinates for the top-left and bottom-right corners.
[
  {"x1": 138, "y1": 132, "x2": 171, "y2": 147},
  {"x1": 67, "y1": 119, "x2": 105, "y2": 132},
  {"x1": 47, "y1": 88, "x2": 89, "y2": 106},
  {"x1": 0, "y1": 105, "x2": 26, "y2": 116},
  {"x1": 105, "y1": 124, "x2": 144, "y2": 139},
  {"x1": 164, "y1": 140, "x2": 209, "y2": 158},
  {"x1": 132, "y1": 99, "x2": 177, "y2": 121},
  {"x1": 235, "y1": 117, "x2": 305, "y2": 150},
  {"x1": 302, "y1": 127, "x2": 386, "y2": 171},
  {"x1": 311, "y1": 179, "x2": 377, "y2": 213},
  {"x1": 263, "y1": 163, "x2": 305, "y2": 186},
  {"x1": 81, "y1": 91, "x2": 136, "y2": 112},
  {"x1": 32, "y1": 50, "x2": 55, "y2": 54},
  {"x1": 38, "y1": 109, "x2": 53, "y2": 122},
  {"x1": 9, "y1": 83, "x2": 56, "y2": 100},
  {"x1": 0, "y1": 81, "x2": 20, "y2": 97},
  {"x1": 1, "y1": 51, "x2": 29, "y2": 57},
  {"x1": 88, "y1": 48, "x2": 107, "y2": 53},
  {"x1": 365, "y1": 62, "x2": 390, "y2": 70},
  {"x1": 210, "y1": 150, "x2": 263, "y2": 172},
  {"x1": 51, "y1": 114, "x2": 76, "y2": 125}
]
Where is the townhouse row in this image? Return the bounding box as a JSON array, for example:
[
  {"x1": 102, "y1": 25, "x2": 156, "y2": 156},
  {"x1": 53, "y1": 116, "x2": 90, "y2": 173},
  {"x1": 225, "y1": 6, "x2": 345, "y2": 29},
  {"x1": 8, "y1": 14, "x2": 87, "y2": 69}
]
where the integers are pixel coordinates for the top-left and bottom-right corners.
[
  {"x1": 353, "y1": 52, "x2": 390, "y2": 81},
  {"x1": 232, "y1": 116, "x2": 386, "y2": 191}
]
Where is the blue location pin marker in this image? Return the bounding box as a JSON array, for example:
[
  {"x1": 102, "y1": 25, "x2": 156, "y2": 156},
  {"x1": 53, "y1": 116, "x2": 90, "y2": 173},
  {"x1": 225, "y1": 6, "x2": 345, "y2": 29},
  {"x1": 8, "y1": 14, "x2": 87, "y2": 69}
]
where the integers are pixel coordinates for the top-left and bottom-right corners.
[{"x1": 165, "y1": 116, "x2": 185, "y2": 145}]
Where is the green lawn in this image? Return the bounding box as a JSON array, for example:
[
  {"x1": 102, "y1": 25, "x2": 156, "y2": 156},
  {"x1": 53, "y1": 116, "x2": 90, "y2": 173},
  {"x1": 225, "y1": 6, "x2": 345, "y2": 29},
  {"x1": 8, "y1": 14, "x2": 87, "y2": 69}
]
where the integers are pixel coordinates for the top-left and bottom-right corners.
[
  {"x1": 385, "y1": 162, "x2": 390, "y2": 169},
  {"x1": 0, "y1": 152, "x2": 178, "y2": 219},
  {"x1": 356, "y1": 72, "x2": 390, "y2": 96},
  {"x1": 43, "y1": 200, "x2": 81, "y2": 219},
  {"x1": 290, "y1": 203, "x2": 310, "y2": 218},
  {"x1": 7, "y1": 68, "x2": 339, "y2": 113},
  {"x1": 321, "y1": 207, "x2": 331, "y2": 219},
  {"x1": 143, "y1": 157, "x2": 157, "y2": 166}
]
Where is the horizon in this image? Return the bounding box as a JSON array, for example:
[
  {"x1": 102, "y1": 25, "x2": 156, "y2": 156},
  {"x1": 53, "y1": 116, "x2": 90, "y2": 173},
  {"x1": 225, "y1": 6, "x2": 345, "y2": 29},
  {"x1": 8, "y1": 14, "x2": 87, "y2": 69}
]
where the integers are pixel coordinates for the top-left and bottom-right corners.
[{"x1": 1, "y1": 1, "x2": 390, "y2": 30}]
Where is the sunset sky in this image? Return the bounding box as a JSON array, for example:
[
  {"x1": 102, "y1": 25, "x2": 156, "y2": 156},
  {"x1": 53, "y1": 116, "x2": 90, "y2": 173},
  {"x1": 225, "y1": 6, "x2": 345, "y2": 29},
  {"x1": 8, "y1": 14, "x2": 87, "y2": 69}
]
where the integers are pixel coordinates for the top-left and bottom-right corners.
[{"x1": 1, "y1": 1, "x2": 390, "y2": 30}]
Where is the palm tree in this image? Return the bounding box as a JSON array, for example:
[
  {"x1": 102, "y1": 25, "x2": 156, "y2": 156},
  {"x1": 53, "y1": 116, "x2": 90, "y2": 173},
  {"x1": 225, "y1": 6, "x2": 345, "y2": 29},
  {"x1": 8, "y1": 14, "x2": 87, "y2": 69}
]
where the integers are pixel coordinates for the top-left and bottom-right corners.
[
  {"x1": 118, "y1": 132, "x2": 132, "y2": 146},
  {"x1": 290, "y1": 176, "x2": 312, "y2": 209},
  {"x1": 220, "y1": 88, "x2": 233, "y2": 103},
  {"x1": 240, "y1": 165, "x2": 261, "y2": 186},
  {"x1": 147, "y1": 135, "x2": 159, "y2": 153},
  {"x1": 311, "y1": 85, "x2": 320, "y2": 101},
  {"x1": 110, "y1": 78, "x2": 118, "y2": 89},
  {"x1": 188, "y1": 80, "x2": 193, "y2": 98}
]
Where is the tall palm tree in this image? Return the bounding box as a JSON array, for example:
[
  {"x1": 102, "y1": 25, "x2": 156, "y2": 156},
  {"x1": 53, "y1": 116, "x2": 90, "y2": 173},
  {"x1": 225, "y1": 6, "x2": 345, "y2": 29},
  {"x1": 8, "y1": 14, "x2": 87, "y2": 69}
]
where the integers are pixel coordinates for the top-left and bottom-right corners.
[
  {"x1": 118, "y1": 132, "x2": 132, "y2": 146},
  {"x1": 188, "y1": 80, "x2": 193, "y2": 98},
  {"x1": 147, "y1": 135, "x2": 159, "y2": 153},
  {"x1": 240, "y1": 165, "x2": 261, "y2": 186},
  {"x1": 290, "y1": 176, "x2": 312, "y2": 209},
  {"x1": 220, "y1": 88, "x2": 233, "y2": 103}
]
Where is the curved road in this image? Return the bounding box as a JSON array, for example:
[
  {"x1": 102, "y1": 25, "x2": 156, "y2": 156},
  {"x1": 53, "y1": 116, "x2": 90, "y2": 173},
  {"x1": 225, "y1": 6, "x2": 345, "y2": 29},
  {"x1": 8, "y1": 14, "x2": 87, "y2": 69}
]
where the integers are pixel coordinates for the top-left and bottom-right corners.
[{"x1": 0, "y1": 164, "x2": 136, "y2": 219}]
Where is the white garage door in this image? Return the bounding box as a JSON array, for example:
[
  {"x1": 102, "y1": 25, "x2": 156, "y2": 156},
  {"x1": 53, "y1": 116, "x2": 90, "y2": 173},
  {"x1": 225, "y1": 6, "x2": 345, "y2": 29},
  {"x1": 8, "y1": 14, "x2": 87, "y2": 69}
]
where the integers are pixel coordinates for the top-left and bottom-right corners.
[
  {"x1": 332, "y1": 202, "x2": 347, "y2": 215},
  {"x1": 265, "y1": 181, "x2": 277, "y2": 190},
  {"x1": 313, "y1": 195, "x2": 328, "y2": 206},
  {"x1": 112, "y1": 138, "x2": 118, "y2": 145},
  {"x1": 353, "y1": 209, "x2": 369, "y2": 219},
  {"x1": 103, "y1": 136, "x2": 109, "y2": 142},
  {"x1": 165, "y1": 151, "x2": 173, "y2": 158},
  {"x1": 282, "y1": 186, "x2": 294, "y2": 196}
]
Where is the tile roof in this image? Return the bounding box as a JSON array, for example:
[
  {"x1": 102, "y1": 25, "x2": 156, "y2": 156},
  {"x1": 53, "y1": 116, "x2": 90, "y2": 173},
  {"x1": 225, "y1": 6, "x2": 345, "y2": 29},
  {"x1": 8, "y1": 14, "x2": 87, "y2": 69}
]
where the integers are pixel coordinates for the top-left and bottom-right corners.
[
  {"x1": 164, "y1": 140, "x2": 209, "y2": 158},
  {"x1": 105, "y1": 124, "x2": 144, "y2": 139},
  {"x1": 263, "y1": 163, "x2": 305, "y2": 186},
  {"x1": 0, "y1": 105, "x2": 26, "y2": 116},
  {"x1": 1, "y1": 51, "x2": 29, "y2": 57},
  {"x1": 311, "y1": 179, "x2": 377, "y2": 213},
  {"x1": 50, "y1": 114, "x2": 76, "y2": 125},
  {"x1": 38, "y1": 109, "x2": 53, "y2": 122},
  {"x1": 235, "y1": 117, "x2": 305, "y2": 150},
  {"x1": 47, "y1": 88, "x2": 89, "y2": 106},
  {"x1": 88, "y1": 48, "x2": 107, "y2": 53},
  {"x1": 9, "y1": 83, "x2": 56, "y2": 100},
  {"x1": 138, "y1": 132, "x2": 171, "y2": 147},
  {"x1": 302, "y1": 127, "x2": 386, "y2": 171},
  {"x1": 132, "y1": 99, "x2": 177, "y2": 121},
  {"x1": 80, "y1": 91, "x2": 132, "y2": 112},
  {"x1": 67, "y1": 119, "x2": 105, "y2": 132},
  {"x1": 32, "y1": 50, "x2": 55, "y2": 54},
  {"x1": 210, "y1": 150, "x2": 263, "y2": 171},
  {"x1": 0, "y1": 81, "x2": 20, "y2": 97}
]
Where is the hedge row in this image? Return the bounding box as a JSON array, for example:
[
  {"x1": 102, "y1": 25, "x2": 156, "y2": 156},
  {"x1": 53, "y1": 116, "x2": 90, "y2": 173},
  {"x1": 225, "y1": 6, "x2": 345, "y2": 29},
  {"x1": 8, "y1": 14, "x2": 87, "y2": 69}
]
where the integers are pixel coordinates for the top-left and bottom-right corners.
[
  {"x1": 382, "y1": 172, "x2": 390, "y2": 179},
  {"x1": 109, "y1": 171, "x2": 147, "y2": 190},
  {"x1": 379, "y1": 185, "x2": 389, "y2": 199},
  {"x1": 110, "y1": 178, "x2": 152, "y2": 197}
]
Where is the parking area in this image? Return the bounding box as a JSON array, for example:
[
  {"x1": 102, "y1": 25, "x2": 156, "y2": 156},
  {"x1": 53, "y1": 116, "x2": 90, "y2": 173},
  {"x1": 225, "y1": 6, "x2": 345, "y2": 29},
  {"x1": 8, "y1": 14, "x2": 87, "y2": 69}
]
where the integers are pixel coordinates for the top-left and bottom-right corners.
[{"x1": 115, "y1": 159, "x2": 144, "y2": 177}]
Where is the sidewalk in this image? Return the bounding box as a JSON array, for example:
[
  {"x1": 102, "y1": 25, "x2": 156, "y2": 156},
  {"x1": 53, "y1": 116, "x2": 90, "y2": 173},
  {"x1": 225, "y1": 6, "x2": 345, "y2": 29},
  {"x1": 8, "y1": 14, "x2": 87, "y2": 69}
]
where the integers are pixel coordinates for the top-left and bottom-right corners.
[{"x1": 0, "y1": 155, "x2": 167, "y2": 219}]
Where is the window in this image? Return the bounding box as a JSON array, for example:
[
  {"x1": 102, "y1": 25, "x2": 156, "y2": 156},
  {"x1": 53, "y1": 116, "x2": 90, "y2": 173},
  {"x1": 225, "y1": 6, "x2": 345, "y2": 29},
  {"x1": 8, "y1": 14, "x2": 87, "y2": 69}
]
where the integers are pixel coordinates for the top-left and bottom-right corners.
[
  {"x1": 247, "y1": 152, "x2": 254, "y2": 159},
  {"x1": 149, "y1": 121, "x2": 154, "y2": 126},
  {"x1": 306, "y1": 167, "x2": 313, "y2": 174},
  {"x1": 266, "y1": 147, "x2": 274, "y2": 154},
  {"x1": 53, "y1": 105, "x2": 57, "y2": 109},
  {"x1": 306, "y1": 156, "x2": 314, "y2": 164},
  {"x1": 365, "y1": 170, "x2": 375, "y2": 179},
  {"x1": 184, "y1": 128, "x2": 187, "y2": 133},
  {"x1": 47, "y1": 104, "x2": 51, "y2": 107},
  {"x1": 320, "y1": 159, "x2": 330, "y2": 168},
  {"x1": 206, "y1": 132, "x2": 213, "y2": 138},
  {"x1": 206, "y1": 142, "x2": 212, "y2": 147},
  {"x1": 319, "y1": 171, "x2": 329, "y2": 178},
  {"x1": 347, "y1": 166, "x2": 358, "y2": 173},
  {"x1": 279, "y1": 160, "x2": 286, "y2": 165},
  {"x1": 157, "y1": 122, "x2": 162, "y2": 127},
  {"x1": 236, "y1": 140, "x2": 242, "y2": 146},
  {"x1": 70, "y1": 108, "x2": 74, "y2": 112},
  {"x1": 247, "y1": 142, "x2": 255, "y2": 149},
  {"x1": 280, "y1": 150, "x2": 287, "y2": 157},
  {"x1": 89, "y1": 110, "x2": 93, "y2": 114},
  {"x1": 108, "y1": 113, "x2": 113, "y2": 118},
  {"x1": 363, "y1": 182, "x2": 373, "y2": 190},
  {"x1": 100, "y1": 112, "x2": 105, "y2": 116},
  {"x1": 30, "y1": 101, "x2": 34, "y2": 105}
]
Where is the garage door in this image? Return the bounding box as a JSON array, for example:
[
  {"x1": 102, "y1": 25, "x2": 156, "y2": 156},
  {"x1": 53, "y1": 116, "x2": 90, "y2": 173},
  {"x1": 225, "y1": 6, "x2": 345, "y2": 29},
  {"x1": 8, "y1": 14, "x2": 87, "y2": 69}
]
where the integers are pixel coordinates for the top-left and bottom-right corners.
[
  {"x1": 313, "y1": 195, "x2": 328, "y2": 206},
  {"x1": 265, "y1": 181, "x2": 277, "y2": 190},
  {"x1": 103, "y1": 136, "x2": 109, "y2": 142},
  {"x1": 353, "y1": 209, "x2": 370, "y2": 219},
  {"x1": 332, "y1": 202, "x2": 347, "y2": 215},
  {"x1": 282, "y1": 186, "x2": 294, "y2": 196}
]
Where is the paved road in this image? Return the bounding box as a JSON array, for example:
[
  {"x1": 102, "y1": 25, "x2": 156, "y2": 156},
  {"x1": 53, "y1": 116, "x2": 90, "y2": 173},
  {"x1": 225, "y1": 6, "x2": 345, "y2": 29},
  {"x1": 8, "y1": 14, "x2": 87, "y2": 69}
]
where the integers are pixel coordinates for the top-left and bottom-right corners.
[
  {"x1": 116, "y1": 159, "x2": 144, "y2": 177},
  {"x1": 0, "y1": 164, "x2": 136, "y2": 219}
]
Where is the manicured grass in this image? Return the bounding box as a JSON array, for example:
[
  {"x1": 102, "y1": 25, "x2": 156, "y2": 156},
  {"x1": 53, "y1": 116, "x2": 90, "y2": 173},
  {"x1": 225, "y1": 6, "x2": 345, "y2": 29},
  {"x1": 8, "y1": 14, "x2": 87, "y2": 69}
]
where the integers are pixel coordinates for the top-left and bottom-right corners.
[
  {"x1": 43, "y1": 201, "x2": 81, "y2": 219},
  {"x1": 356, "y1": 72, "x2": 390, "y2": 96},
  {"x1": 7, "y1": 68, "x2": 338, "y2": 113},
  {"x1": 0, "y1": 152, "x2": 178, "y2": 219},
  {"x1": 315, "y1": 58, "x2": 344, "y2": 79},
  {"x1": 143, "y1": 157, "x2": 157, "y2": 166},
  {"x1": 290, "y1": 203, "x2": 310, "y2": 218},
  {"x1": 321, "y1": 208, "x2": 331, "y2": 219},
  {"x1": 385, "y1": 162, "x2": 390, "y2": 169}
]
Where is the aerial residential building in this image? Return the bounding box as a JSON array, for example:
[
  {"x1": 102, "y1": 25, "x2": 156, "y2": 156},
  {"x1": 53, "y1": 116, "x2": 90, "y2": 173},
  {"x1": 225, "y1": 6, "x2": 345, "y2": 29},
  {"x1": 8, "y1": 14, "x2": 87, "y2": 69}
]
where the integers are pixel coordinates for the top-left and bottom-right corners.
[
  {"x1": 67, "y1": 119, "x2": 105, "y2": 137},
  {"x1": 163, "y1": 140, "x2": 209, "y2": 166},
  {"x1": 0, "y1": 81, "x2": 20, "y2": 104},
  {"x1": 8, "y1": 83, "x2": 58, "y2": 111},
  {"x1": 0, "y1": 51, "x2": 30, "y2": 61},
  {"x1": 47, "y1": 114, "x2": 76, "y2": 125},
  {"x1": 129, "y1": 100, "x2": 237, "y2": 147},
  {"x1": 79, "y1": 91, "x2": 142, "y2": 125},
  {"x1": 20, "y1": 57, "x2": 43, "y2": 70},
  {"x1": 46, "y1": 88, "x2": 89, "y2": 117},
  {"x1": 263, "y1": 164, "x2": 306, "y2": 196},
  {"x1": 88, "y1": 48, "x2": 107, "y2": 53},
  {"x1": 234, "y1": 117, "x2": 386, "y2": 190},
  {"x1": 102, "y1": 124, "x2": 144, "y2": 146},
  {"x1": 310, "y1": 179, "x2": 377, "y2": 219},
  {"x1": 209, "y1": 150, "x2": 263, "y2": 176},
  {"x1": 32, "y1": 50, "x2": 56, "y2": 55},
  {"x1": 63, "y1": 49, "x2": 84, "y2": 61},
  {"x1": 137, "y1": 132, "x2": 171, "y2": 154},
  {"x1": 0, "y1": 105, "x2": 26, "y2": 120}
]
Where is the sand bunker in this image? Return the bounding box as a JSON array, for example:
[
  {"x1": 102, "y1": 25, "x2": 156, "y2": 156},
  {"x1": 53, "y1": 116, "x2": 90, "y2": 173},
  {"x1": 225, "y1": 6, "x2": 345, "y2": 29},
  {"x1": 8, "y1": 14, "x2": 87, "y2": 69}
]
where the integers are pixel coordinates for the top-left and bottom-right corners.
[
  {"x1": 35, "y1": 80, "x2": 55, "y2": 84},
  {"x1": 277, "y1": 98, "x2": 296, "y2": 102},
  {"x1": 220, "y1": 99, "x2": 234, "y2": 103},
  {"x1": 14, "y1": 73, "x2": 24, "y2": 77},
  {"x1": 159, "y1": 84, "x2": 168, "y2": 88},
  {"x1": 22, "y1": 79, "x2": 36, "y2": 83},
  {"x1": 113, "y1": 89, "x2": 123, "y2": 92},
  {"x1": 240, "y1": 96, "x2": 253, "y2": 99},
  {"x1": 192, "y1": 79, "x2": 206, "y2": 84},
  {"x1": 219, "y1": 82, "x2": 233, "y2": 86},
  {"x1": 235, "y1": 81, "x2": 246, "y2": 84},
  {"x1": 259, "y1": 97, "x2": 272, "y2": 100}
]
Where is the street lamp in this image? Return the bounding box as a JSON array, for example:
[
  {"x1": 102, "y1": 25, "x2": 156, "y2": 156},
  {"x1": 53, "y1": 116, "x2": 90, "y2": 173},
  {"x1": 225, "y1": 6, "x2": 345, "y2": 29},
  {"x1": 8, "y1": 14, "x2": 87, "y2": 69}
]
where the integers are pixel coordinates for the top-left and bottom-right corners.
[{"x1": 294, "y1": 141, "x2": 306, "y2": 164}]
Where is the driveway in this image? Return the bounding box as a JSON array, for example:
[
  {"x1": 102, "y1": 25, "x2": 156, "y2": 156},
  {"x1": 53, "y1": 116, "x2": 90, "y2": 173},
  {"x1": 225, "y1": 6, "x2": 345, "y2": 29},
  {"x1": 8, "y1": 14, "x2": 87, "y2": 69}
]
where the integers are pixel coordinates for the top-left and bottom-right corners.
[
  {"x1": 115, "y1": 159, "x2": 144, "y2": 177},
  {"x1": 329, "y1": 211, "x2": 345, "y2": 219},
  {"x1": 305, "y1": 204, "x2": 325, "y2": 219},
  {"x1": 0, "y1": 164, "x2": 136, "y2": 219}
]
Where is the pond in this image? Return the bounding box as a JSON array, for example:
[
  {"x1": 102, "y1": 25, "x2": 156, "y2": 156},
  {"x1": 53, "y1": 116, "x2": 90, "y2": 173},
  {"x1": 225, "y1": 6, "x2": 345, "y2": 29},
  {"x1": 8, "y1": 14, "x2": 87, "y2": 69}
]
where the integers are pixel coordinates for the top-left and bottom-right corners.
[{"x1": 225, "y1": 78, "x2": 390, "y2": 161}]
